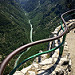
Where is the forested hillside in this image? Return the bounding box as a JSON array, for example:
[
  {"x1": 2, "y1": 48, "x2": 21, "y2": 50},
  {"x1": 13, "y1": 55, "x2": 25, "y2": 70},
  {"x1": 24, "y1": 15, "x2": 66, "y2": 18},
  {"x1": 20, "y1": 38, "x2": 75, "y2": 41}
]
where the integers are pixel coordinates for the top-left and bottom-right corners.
[
  {"x1": 17, "y1": 0, "x2": 75, "y2": 41},
  {"x1": 0, "y1": 0, "x2": 75, "y2": 74},
  {"x1": 0, "y1": 0, "x2": 30, "y2": 58}
]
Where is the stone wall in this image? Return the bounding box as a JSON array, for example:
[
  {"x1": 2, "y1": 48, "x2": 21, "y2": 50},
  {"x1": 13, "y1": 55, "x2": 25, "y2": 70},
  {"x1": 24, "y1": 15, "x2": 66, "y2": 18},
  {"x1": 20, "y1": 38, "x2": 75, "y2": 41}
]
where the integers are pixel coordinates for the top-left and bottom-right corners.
[{"x1": 13, "y1": 20, "x2": 75, "y2": 75}]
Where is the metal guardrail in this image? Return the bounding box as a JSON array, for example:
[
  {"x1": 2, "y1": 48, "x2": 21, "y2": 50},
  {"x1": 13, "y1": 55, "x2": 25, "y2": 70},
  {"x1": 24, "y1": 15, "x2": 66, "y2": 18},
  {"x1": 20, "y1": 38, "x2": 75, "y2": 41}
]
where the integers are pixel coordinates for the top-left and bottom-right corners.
[
  {"x1": 0, "y1": 9, "x2": 75, "y2": 75},
  {"x1": 9, "y1": 25, "x2": 65, "y2": 75}
]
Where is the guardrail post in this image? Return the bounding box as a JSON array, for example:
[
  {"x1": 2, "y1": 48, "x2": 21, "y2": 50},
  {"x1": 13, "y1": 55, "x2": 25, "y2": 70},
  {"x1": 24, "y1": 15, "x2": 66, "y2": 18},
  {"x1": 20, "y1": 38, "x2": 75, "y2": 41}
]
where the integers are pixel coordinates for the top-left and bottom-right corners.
[
  {"x1": 38, "y1": 50, "x2": 42, "y2": 63},
  {"x1": 59, "y1": 34, "x2": 66, "y2": 56}
]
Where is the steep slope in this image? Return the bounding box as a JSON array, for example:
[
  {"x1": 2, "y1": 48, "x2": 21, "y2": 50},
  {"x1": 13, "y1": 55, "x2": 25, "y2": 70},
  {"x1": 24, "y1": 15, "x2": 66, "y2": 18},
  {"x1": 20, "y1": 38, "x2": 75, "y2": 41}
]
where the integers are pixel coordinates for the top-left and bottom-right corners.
[
  {"x1": 0, "y1": 1, "x2": 48, "y2": 74},
  {"x1": 0, "y1": 0, "x2": 30, "y2": 59},
  {"x1": 0, "y1": 0, "x2": 32, "y2": 74},
  {"x1": 17, "y1": 0, "x2": 75, "y2": 12},
  {"x1": 16, "y1": 0, "x2": 75, "y2": 41}
]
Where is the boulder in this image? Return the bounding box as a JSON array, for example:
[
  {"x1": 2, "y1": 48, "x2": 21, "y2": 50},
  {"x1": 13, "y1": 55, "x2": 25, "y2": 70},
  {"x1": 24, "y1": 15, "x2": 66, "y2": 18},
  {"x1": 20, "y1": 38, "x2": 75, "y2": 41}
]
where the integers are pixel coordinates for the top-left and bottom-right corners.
[
  {"x1": 27, "y1": 71, "x2": 36, "y2": 75},
  {"x1": 13, "y1": 71, "x2": 24, "y2": 75},
  {"x1": 39, "y1": 58, "x2": 53, "y2": 65},
  {"x1": 21, "y1": 65, "x2": 32, "y2": 74}
]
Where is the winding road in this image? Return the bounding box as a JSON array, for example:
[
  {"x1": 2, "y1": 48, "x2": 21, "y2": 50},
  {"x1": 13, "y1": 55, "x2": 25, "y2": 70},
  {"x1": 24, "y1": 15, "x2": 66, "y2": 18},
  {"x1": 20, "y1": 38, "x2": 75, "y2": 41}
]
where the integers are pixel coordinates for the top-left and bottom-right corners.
[
  {"x1": 14, "y1": 14, "x2": 33, "y2": 68},
  {"x1": 29, "y1": 20, "x2": 33, "y2": 42}
]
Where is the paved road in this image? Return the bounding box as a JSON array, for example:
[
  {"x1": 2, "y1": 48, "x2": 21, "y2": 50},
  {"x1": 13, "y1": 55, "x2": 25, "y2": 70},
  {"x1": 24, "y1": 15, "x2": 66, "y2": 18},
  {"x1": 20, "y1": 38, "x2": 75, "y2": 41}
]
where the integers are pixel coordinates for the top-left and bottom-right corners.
[
  {"x1": 66, "y1": 29, "x2": 75, "y2": 75},
  {"x1": 14, "y1": 18, "x2": 33, "y2": 68}
]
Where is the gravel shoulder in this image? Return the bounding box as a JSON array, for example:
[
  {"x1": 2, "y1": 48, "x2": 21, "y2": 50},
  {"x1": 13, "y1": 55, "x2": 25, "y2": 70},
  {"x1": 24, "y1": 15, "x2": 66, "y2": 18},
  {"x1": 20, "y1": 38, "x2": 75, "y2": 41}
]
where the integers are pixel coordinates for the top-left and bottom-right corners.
[{"x1": 66, "y1": 29, "x2": 75, "y2": 75}]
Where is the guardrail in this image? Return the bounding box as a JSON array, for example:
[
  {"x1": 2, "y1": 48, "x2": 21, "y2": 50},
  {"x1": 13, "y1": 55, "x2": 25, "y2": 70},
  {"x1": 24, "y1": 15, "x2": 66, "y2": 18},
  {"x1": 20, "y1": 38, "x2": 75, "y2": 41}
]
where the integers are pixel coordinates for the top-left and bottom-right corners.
[{"x1": 0, "y1": 9, "x2": 75, "y2": 75}]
